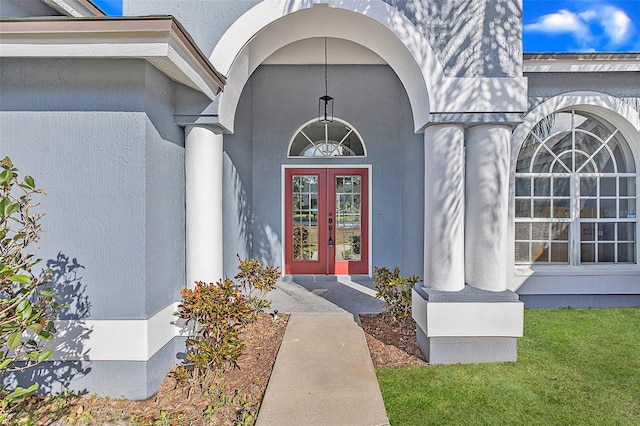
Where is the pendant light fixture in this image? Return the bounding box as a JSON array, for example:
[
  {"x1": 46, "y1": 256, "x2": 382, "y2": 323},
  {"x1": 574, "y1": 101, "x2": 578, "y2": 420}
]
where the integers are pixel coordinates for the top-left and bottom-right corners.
[{"x1": 318, "y1": 37, "x2": 334, "y2": 123}]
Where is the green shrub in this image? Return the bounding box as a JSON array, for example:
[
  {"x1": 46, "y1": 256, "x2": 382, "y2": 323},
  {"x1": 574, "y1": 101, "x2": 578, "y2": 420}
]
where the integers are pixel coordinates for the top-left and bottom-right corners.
[
  {"x1": 174, "y1": 257, "x2": 279, "y2": 381},
  {"x1": 0, "y1": 157, "x2": 62, "y2": 417},
  {"x1": 373, "y1": 266, "x2": 419, "y2": 323}
]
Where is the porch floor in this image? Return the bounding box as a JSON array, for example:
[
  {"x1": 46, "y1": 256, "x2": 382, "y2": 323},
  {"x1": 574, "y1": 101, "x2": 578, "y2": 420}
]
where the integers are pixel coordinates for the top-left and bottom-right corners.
[{"x1": 267, "y1": 275, "x2": 384, "y2": 313}]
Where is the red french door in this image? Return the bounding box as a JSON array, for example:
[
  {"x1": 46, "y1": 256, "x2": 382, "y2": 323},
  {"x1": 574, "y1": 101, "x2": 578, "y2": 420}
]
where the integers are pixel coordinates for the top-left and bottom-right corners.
[{"x1": 285, "y1": 168, "x2": 369, "y2": 275}]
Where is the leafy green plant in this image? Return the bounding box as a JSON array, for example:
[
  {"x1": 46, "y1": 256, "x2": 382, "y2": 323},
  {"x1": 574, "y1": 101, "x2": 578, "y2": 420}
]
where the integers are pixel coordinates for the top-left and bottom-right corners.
[
  {"x1": 0, "y1": 157, "x2": 62, "y2": 418},
  {"x1": 234, "y1": 255, "x2": 279, "y2": 312},
  {"x1": 373, "y1": 266, "x2": 419, "y2": 323},
  {"x1": 174, "y1": 257, "x2": 279, "y2": 381}
]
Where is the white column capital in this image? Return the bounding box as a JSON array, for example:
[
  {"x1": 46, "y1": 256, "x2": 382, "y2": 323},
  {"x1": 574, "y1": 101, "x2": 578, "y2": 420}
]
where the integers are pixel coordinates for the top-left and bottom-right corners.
[{"x1": 185, "y1": 123, "x2": 225, "y2": 135}]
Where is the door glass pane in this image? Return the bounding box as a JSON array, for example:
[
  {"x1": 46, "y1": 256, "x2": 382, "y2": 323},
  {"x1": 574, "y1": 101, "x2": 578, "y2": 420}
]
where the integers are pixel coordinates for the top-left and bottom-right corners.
[
  {"x1": 292, "y1": 176, "x2": 318, "y2": 261},
  {"x1": 335, "y1": 175, "x2": 361, "y2": 261}
]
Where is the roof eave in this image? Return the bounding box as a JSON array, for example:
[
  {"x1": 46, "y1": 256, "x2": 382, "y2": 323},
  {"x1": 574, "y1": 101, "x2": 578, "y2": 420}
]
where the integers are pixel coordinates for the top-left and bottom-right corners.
[
  {"x1": 0, "y1": 16, "x2": 225, "y2": 99},
  {"x1": 523, "y1": 52, "x2": 640, "y2": 73}
]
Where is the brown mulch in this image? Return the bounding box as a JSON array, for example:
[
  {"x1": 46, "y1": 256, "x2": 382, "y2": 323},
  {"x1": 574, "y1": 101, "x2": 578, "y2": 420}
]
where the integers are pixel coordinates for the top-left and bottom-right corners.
[
  {"x1": 360, "y1": 312, "x2": 426, "y2": 368},
  {"x1": 12, "y1": 312, "x2": 424, "y2": 425}
]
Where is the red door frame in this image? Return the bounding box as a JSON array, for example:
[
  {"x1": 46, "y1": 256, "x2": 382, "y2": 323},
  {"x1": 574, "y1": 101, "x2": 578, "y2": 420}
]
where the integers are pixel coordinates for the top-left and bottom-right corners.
[{"x1": 284, "y1": 167, "x2": 369, "y2": 275}]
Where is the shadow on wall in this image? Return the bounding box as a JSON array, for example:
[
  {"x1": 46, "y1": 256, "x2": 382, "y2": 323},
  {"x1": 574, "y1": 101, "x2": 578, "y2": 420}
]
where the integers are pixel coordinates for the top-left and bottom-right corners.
[
  {"x1": 2, "y1": 253, "x2": 92, "y2": 395},
  {"x1": 388, "y1": 0, "x2": 521, "y2": 77},
  {"x1": 231, "y1": 160, "x2": 252, "y2": 259},
  {"x1": 254, "y1": 221, "x2": 282, "y2": 268}
]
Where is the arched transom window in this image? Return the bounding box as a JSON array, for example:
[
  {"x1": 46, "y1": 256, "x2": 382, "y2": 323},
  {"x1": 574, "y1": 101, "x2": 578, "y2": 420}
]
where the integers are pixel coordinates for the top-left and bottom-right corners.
[
  {"x1": 515, "y1": 110, "x2": 637, "y2": 265},
  {"x1": 288, "y1": 118, "x2": 366, "y2": 158}
]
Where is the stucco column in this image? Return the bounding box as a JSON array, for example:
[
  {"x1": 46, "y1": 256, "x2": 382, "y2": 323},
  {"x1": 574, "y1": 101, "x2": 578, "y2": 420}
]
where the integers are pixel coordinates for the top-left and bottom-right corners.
[
  {"x1": 423, "y1": 124, "x2": 465, "y2": 292},
  {"x1": 185, "y1": 125, "x2": 224, "y2": 287},
  {"x1": 465, "y1": 125, "x2": 511, "y2": 292}
]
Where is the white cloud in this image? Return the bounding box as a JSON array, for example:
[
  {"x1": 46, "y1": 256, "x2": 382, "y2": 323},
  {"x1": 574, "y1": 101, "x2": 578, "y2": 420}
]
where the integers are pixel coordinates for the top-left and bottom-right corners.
[
  {"x1": 524, "y1": 4, "x2": 636, "y2": 50},
  {"x1": 579, "y1": 10, "x2": 597, "y2": 22},
  {"x1": 598, "y1": 6, "x2": 634, "y2": 46},
  {"x1": 524, "y1": 9, "x2": 590, "y2": 38}
]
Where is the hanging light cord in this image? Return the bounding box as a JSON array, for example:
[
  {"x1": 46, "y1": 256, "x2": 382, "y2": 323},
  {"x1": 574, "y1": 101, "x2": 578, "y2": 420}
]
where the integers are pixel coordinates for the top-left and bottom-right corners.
[{"x1": 324, "y1": 37, "x2": 328, "y2": 96}]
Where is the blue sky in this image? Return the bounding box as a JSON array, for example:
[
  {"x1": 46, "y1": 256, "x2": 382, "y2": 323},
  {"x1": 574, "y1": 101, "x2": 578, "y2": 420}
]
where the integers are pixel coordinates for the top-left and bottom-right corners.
[
  {"x1": 92, "y1": 0, "x2": 639, "y2": 53},
  {"x1": 523, "y1": 0, "x2": 639, "y2": 52}
]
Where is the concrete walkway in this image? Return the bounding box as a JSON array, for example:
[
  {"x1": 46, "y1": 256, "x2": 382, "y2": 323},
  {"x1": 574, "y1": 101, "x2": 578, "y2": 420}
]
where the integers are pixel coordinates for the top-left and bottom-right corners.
[{"x1": 256, "y1": 313, "x2": 390, "y2": 426}]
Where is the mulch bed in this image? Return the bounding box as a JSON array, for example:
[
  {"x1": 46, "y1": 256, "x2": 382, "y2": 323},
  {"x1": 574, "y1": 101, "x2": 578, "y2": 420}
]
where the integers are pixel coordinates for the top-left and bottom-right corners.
[{"x1": 12, "y1": 312, "x2": 424, "y2": 425}]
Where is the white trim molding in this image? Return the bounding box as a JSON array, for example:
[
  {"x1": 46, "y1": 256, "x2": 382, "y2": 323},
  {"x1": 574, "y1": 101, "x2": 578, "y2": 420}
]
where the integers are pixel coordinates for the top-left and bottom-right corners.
[{"x1": 52, "y1": 303, "x2": 181, "y2": 362}]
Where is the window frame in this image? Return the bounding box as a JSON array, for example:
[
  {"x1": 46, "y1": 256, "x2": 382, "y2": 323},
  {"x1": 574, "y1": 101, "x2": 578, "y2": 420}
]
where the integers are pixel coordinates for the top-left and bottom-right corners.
[
  {"x1": 514, "y1": 109, "x2": 638, "y2": 266},
  {"x1": 287, "y1": 117, "x2": 367, "y2": 158}
]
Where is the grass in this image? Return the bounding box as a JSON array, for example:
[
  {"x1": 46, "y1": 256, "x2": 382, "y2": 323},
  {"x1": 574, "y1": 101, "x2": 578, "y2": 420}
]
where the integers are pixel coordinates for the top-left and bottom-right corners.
[{"x1": 377, "y1": 308, "x2": 640, "y2": 425}]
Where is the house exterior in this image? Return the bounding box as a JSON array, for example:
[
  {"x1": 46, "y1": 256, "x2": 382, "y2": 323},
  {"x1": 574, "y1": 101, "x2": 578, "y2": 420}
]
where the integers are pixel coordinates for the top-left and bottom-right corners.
[{"x1": 1, "y1": 0, "x2": 638, "y2": 399}]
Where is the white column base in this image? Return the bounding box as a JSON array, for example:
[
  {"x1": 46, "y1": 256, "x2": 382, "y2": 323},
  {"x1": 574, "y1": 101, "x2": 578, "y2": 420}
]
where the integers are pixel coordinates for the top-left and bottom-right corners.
[{"x1": 412, "y1": 287, "x2": 524, "y2": 364}]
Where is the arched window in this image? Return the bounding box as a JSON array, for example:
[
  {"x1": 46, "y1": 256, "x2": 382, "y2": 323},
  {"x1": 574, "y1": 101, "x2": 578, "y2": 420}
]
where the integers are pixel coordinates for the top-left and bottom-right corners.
[
  {"x1": 288, "y1": 118, "x2": 366, "y2": 158},
  {"x1": 515, "y1": 110, "x2": 637, "y2": 264}
]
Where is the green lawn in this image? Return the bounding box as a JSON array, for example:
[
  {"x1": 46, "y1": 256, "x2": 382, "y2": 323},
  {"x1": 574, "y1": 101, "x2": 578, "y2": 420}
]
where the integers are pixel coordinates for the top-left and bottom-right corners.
[{"x1": 377, "y1": 308, "x2": 640, "y2": 425}]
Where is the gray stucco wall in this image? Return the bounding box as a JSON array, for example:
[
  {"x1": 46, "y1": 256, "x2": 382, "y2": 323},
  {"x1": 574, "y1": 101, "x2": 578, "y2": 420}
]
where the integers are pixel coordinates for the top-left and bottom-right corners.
[
  {"x1": 124, "y1": 0, "x2": 521, "y2": 77},
  {"x1": 387, "y1": 0, "x2": 522, "y2": 76},
  {"x1": 1, "y1": 57, "x2": 188, "y2": 398},
  {"x1": 143, "y1": 64, "x2": 185, "y2": 317},
  {"x1": 124, "y1": 0, "x2": 259, "y2": 56},
  {"x1": 526, "y1": 72, "x2": 640, "y2": 111},
  {"x1": 0, "y1": 58, "x2": 185, "y2": 320},
  {"x1": 224, "y1": 64, "x2": 424, "y2": 277},
  {"x1": 0, "y1": 0, "x2": 60, "y2": 17}
]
